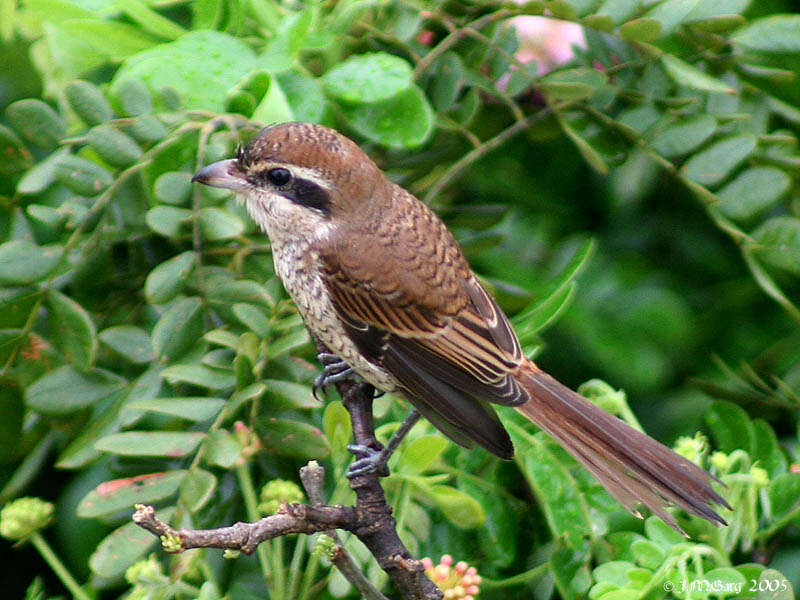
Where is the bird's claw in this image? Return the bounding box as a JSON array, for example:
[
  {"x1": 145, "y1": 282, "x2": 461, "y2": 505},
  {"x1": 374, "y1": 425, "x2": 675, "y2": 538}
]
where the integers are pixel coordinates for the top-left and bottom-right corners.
[
  {"x1": 346, "y1": 444, "x2": 390, "y2": 478},
  {"x1": 312, "y1": 354, "x2": 355, "y2": 401},
  {"x1": 312, "y1": 353, "x2": 385, "y2": 401}
]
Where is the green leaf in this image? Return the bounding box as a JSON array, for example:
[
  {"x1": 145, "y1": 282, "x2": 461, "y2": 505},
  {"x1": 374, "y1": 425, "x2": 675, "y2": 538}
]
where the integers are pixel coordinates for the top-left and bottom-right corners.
[
  {"x1": 593, "y1": 561, "x2": 636, "y2": 587},
  {"x1": 430, "y1": 52, "x2": 464, "y2": 113},
  {"x1": 551, "y1": 537, "x2": 592, "y2": 600},
  {"x1": 99, "y1": 325, "x2": 155, "y2": 364},
  {"x1": 560, "y1": 119, "x2": 609, "y2": 175},
  {"x1": 0, "y1": 124, "x2": 32, "y2": 175},
  {"x1": 649, "y1": 114, "x2": 717, "y2": 157},
  {"x1": 203, "y1": 430, "x2": 242, "y2": 468},
  {"x1": 56, "y1": 19, "x2": 159, "y2": 62},
  {"x1": 257, "y1": 417, "x2": 330, "y2": 459},
  {"x1": 198, "y1": 207, "x2": 245, "y2": 241},
  {"x1": 430, "y1": 485, "x2": 485, "y2": 529},
  {"x1": 46, "y1": 289, "x2": 97, "y2": 371},
  {"x1": 716, "y1": 167, "x2": 791, "y2": 220},
  {"x1": 644, "y1": 0, "x2": 701, "y2": 35},
  {"x1": 751, "y1": 217, "x2": 800, "y2": 276},
  {"x1": 619, "y1": 18, "x2": 662, "y2": 42},
  {"x1": 264, "y1": 379, "x2": 317, "y2": 409},
  {"x1": 114, "y1": 78, "x2": 153, "y2": 117},
  {"x1": 276, "y1": 71, "x2": 327, "y2": 123},
  {"x1": 26, "y1": 366, "x2": 125, "y2": 416},
  {"x1": 96, "y1": 431, "x2": 205, "y2": 456},
  {"x1": 112, "y1": 31, "x2": 255, "y2": 112},
  {"x1": 146, "y1": 206, "x2": 192, "y2": 238},
  {"x1": 180, "y1": 468, "x2": 217, "y2": 512},
  {"x1": 145, "y1": 252, "x2": 197, "y2": 305},
  {"x1": 753, "y1": 419, "x2": 787, "y2": 478},
  {"x1": 630, "y1": 539, "x2": 665, "y2": 570},
  {"x1": 87, "y1": 124, "x2": 142, "y2": 168},
  {"x1": 661, "y1": 54, "x2": 736, "y2": 93},
  {"x1": 154, "y1": 171, "x2": 192, "y2": 205},
  {"x1": 757, "y1": 570, "x2": 794, "y2": 600},
  {"x1": 161, "y1": 364, "x2": 236, "y2": 390},
  {"x1": 643, "y1": 515, "x2": 684, "y2": 548},
  {"x1": 705, "y1": 401, "x2": 755, "y2": 454},
  {"x1": 687, "y1": 14, "x2": 745, "y2": 33},
  {"x1": 515, "y1": 283, "x2": 574, "y2": 340},
  {"x1": 339, "y1": 84, "x2": 433, "y2": 149},
  {"x1": 55, "y1": 154, "x2": 113, "y2": 196},
  {"x1": 395, "y1": 435, "x2": 448, "y2": 475},
  {"x1": 251, "y1": 75, "x2": 294, "y2": 124},
  {"x1": 617, "y1": 104, "x2": 661, "y2": 135},
  {"x1": 681, "y1": 134, "x2": 757, "y2": 186},
  {"x1": 266, "y1": 326, "x2": 310, "y2": 358},
  {"x1": 541, "y1": 68, "x2": 608, "y2": 101},
  {"x1": 704, "y1": 567, "x2": 746, "y2": 590},
  {"x1": 17, "y1": 148, "x2": 66, "y2": 195},
  {"x1": 56, "y1": 367, "x2": 161, "y2": 469},
  {"x1": 114, "y1": 0, "x2": 186, "y2": 40},
  {"x1": 0, "y1": 241, "x2": 62, "y2": 284},
  {"x1": 152, "y1": 297, "x2": 204, "y2": 361},
  {"x1": 206, "y1": 279, "x2": 276, "y2": 309},
  {"x1": 89, "y1": 507, "x2": 175, "y2": 579},
  {"x1": 127, "y1": 397, "x2": 225, "y2": 421},
  {"x1": 255, "y1": 8, "x2": 313, "y2": 72},
  {"x1": 323, "y1": 400, "x2": 351, "y2": 456},
  {"x1": 6, "y1": 99, "x2": 66, "y2": 149},
  {"x1": 596, "y1": 0, "x2": 639, "y2": 24},
  {"x1": 77, "y1": 470, "x2": 186, "y2": 517},
  {"x1": 731, "y1": 15, "x2": 800, "y2": 53},
  {"x1": 506, "y1": 422, "x2": 592, "y2": 549},
  {"x1": 322, "y1": 52, "x2": 413, "y2": 104}
]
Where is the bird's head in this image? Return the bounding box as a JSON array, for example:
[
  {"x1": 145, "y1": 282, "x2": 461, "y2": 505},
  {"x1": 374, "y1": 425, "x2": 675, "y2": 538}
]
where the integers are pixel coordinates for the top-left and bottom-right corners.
[{"x1": 193, "y1": 122, "x2": 388, "y2": 240}]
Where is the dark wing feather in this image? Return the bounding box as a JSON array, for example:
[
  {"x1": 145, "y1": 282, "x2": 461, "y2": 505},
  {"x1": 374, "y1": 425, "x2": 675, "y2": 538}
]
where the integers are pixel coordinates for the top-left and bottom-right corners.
[{"x1": 318, "y1": 190, "x2": 529, "y2": 457}]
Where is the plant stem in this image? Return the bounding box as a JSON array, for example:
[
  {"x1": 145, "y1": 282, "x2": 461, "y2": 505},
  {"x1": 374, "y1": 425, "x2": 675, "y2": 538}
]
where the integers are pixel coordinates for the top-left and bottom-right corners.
[
  {"x1": 236, "y1": 462, "x2": 275, "y2": 595},
  {"x1": 481, "y1": 562, "x2": 549, "y2": 588},
  {"x1": 30, "y1": 532, "x2": 93, "y2": 600}
]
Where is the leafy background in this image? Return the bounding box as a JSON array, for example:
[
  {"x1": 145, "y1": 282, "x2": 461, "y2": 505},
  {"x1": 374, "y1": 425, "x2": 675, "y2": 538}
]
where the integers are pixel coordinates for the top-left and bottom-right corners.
[{"x1": 1, "y1": 0, "x2": 800, "y2": 599}]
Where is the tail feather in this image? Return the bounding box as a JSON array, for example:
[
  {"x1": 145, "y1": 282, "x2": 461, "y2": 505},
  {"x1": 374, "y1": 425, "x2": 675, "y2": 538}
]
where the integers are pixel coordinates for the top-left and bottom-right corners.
[{"x1": 516, "y1": 363, "x2": 730, "y2": 534}]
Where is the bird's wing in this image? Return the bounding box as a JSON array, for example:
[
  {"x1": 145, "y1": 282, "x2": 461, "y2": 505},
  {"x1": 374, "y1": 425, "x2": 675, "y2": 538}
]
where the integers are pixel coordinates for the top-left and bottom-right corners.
[{"x1": 318, "y1": 194, "x2": 528, "y2": 458}]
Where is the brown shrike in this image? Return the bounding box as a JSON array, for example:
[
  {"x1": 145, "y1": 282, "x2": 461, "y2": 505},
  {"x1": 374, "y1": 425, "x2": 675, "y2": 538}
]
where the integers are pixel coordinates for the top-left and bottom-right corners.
[{"x1": 193, "y1": 121, "x2": 729, "y2": 534}]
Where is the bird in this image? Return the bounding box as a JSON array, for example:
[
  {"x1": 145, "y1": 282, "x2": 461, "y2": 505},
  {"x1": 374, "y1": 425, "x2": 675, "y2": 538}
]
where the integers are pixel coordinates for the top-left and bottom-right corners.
[{"x1": 193, "y1": 121, "x2": 729, "y2": 534}]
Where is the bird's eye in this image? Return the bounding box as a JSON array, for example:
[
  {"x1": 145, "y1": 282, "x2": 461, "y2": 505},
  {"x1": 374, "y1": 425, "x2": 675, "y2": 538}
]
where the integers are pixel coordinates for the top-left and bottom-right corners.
[{"x1": 266, "y1": 168, "x2": 292, "y2": 186}]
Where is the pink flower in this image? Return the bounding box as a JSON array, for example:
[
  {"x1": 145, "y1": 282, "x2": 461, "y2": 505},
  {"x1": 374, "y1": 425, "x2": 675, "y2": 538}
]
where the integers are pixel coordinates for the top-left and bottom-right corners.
[{"x1": 423, "y1": 555, "x2": 482, "y2": 599}]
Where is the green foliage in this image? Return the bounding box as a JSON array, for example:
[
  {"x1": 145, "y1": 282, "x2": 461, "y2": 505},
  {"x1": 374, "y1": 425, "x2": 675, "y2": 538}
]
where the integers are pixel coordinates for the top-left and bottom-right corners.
[{"x1": 1, "y1": 0, "x2": 800, "y2": 599}]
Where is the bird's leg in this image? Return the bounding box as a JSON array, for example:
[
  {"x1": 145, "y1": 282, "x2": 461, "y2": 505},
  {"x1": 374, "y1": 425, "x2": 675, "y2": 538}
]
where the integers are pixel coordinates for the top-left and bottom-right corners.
[
  {"x1": 312, "y1": 353, "x2": 356, "y2": 401},
  {"x1": 347, "y1": 409, "x2": 422, "y2": 478}
]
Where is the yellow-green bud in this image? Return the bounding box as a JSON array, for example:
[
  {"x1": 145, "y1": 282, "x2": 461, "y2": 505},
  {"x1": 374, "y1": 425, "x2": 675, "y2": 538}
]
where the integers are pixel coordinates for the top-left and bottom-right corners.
[
  {"x1": 258, "y1": 479, "x2": 304, "y2": 515},
  {"x1": 223, "y1": 549, "x2": 241, "y2": 559},
  {"x1": 160, "y1": 532, "x2": 183, "y2": 553},
  {"x1": 125, "y1": 554, "x2": 164, "y2": 585},
  {"x1": 674, "y1": 433, "x2": 708, "y2": 465},
  {"x1": 750, "y1": 466, "x2": 769, "y2": 487},
  {"x1": 312, "y1": 534, "x2": 336, "y2": 559},
  {"x1": 0, "y1": 497, "x2": 54, "y2": 540},
  {"x1": 710, "y1": 451, "x2": 729, "y2": 471}
]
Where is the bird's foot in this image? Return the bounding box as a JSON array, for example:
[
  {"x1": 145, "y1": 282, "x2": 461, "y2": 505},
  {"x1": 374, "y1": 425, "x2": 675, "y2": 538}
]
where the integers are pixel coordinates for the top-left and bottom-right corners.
[
  {"x1": 313, "y1": 353, "x2": 355, "y2": 401},
  {"x1": 346, "y1": 444, "x2": 391, "y2": 478},
  {"x1": 346, "y1": 409, "x2": 422, "y2": 479}
]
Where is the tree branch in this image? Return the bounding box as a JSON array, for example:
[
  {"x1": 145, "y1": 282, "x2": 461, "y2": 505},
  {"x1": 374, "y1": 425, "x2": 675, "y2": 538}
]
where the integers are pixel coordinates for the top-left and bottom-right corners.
[{"x1": 132, "y1": 342, "x2": 442, "y2": 600}]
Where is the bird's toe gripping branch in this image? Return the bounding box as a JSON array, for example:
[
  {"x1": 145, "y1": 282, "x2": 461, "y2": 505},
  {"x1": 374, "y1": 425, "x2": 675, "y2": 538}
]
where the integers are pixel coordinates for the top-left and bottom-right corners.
[{"x1": 346, "y1": 409, "x2": 422, "y2": 479}]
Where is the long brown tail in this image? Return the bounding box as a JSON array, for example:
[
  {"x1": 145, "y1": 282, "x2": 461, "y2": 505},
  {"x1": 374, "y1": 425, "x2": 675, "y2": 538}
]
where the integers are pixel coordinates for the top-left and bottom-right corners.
[{"x1": 516, "y1": 362, "x2": 730, "y2": 534}]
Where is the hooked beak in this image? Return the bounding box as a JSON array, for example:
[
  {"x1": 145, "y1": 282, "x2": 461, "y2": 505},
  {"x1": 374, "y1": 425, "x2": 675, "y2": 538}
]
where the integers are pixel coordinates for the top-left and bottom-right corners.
[{"x1": 192, "y1": 159, "x2": 248, "y2": 191}]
